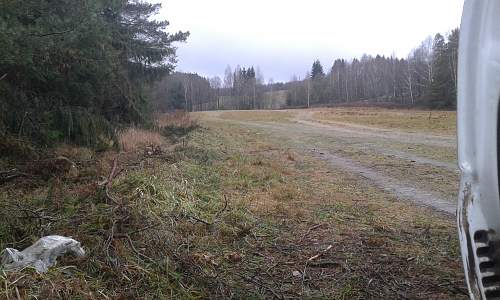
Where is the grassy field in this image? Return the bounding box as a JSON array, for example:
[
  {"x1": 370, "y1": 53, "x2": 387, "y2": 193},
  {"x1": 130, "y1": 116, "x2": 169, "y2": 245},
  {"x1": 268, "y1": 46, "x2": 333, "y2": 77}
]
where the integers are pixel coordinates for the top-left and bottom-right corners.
[
  {"x1": 0, "y1": 108, "x2": 465, "y2": 299},
  {"x1": 311, "y1": 107, "x2": 456, "y2": 136},
  {"x1": 216, "y1": 110, "x2": 294, "y2": 123},
  {"x1": 205, "y1": 107, "x2": 457, "y2": 136}
]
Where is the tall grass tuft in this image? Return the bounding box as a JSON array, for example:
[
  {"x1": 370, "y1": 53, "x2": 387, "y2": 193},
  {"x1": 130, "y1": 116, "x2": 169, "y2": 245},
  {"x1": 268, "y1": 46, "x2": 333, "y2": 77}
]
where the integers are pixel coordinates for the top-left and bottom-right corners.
[
  {"x1": 155, "y1": 111, "x2": 198, "y2": 142},
  {"x1": 118, "y1": 128, "x2": 165, "y2": 152}
]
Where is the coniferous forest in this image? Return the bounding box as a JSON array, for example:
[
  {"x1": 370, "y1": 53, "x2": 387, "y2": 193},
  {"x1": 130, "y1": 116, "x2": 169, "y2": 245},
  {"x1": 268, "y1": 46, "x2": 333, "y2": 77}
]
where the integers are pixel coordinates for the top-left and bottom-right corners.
[{"x1": 0, "y1": 0, "x2": 188, "y2": 146}]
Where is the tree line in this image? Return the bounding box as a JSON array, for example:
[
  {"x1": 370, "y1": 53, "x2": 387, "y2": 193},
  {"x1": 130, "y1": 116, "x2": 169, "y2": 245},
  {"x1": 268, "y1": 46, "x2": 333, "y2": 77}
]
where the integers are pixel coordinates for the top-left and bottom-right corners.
[
  {"x1": 158, "y1": 29, "x2": 459, "y2": 111},
  {"x1": 0, "y1": 0, "x2": 188, "y2": 146},
  {"x1": 151, "y1": 72, "x2": 215, "y2": 112},
  {"x1": 152, "y1": 65, "x2": 273, "y2": 112},
  {"x1": 288, "y1": 29, "x2": 459, "y2": 108}
]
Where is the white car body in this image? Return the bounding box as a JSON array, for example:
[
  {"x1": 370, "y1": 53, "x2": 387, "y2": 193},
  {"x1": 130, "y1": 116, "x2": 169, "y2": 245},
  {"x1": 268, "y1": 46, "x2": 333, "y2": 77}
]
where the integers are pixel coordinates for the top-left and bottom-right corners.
[{"x1": 458, "y1": 0, "x2": 500, "y2": 299}]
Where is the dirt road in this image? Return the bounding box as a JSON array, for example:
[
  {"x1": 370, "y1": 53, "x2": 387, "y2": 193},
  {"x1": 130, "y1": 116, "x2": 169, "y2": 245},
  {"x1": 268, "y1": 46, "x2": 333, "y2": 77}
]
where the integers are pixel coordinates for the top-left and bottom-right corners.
[
  {"x1": 199, "y1": 109, "x2": 458, "y2": 215},
  {"x1": 191, "y1": 108, "x2": 465, "y2": 298},
  {"x1": 1, "y1": 108, "x2": 464, "y2": 299}
]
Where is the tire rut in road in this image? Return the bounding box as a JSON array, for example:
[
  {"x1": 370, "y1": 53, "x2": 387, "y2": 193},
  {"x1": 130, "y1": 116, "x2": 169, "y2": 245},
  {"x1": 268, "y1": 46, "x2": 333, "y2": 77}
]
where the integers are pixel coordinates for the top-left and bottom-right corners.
[
  {"x1": 234, "y1": 120, "x2": 457, "y2": 172},
  {"x1": 296, "y1": 119, "x2": 456, "y2": 148},
  {"x1": 309, "y1": 149, "x2": 456, "y2": 215},
  {"x1": 204, "y1": 116, "x2": 457, "y2": 215}
]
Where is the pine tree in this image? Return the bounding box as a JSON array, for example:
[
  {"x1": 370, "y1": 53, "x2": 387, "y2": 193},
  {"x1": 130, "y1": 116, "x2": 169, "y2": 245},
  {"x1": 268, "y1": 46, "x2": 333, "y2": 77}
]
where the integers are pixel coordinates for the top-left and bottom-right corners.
[{"x1": 0, "y1": 0, "x2": 189, "y2": 145}]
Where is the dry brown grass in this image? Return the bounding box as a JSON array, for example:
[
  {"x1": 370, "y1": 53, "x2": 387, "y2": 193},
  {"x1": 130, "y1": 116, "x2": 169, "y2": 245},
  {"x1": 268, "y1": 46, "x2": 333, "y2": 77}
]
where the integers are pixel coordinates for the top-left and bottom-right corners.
[
  {"x1": 311, "y1": 107, "x2": 456, "y2": 135},
  {"x1": 155, "y1": 110, "x2": 197, "y2": 129},
  {"x1": 114, "y1": 111, "x2": 199, "y2": 153},
  {"x1": 0, "y1": 135, "x2": 37, "y2": 160},
  {"x1": 213, "y1": 123, "x2": 466, "y2": 298},
  {"x1": 53, "y1": 144, "x2": 94, "y2": 161},
  {"x1": 0, "y1": 110, "x2": 465, "y2": 299},
  {"x1": 218, "y1": 110, "x2": 295, "y2": 122},
  {"x1": 118, "y1": 127, "x2": 165, "y2": 152}
]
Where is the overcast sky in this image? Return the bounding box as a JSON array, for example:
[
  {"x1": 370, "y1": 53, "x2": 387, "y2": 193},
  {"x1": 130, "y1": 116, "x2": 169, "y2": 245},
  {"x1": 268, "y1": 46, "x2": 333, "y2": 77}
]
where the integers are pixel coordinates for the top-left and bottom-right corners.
[{"x1": 159, "y1": 0, "x2": 464, "y2": 82}]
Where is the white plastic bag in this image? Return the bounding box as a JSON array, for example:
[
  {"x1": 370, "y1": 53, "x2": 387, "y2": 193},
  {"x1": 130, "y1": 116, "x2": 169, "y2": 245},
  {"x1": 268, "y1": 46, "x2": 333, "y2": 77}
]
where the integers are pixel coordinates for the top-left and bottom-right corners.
[{"x1": 1, "y1": 235, "x2": 85, "y2": 273}]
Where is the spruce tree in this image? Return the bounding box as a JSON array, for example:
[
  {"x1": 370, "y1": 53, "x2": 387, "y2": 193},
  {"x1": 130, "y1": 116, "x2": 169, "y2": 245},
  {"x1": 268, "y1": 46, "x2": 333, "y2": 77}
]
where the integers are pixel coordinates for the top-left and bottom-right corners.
[
  {"x1": 428, "y1": 33, "x2": 449, "y2": 108},
  {"x1": 311, "y1": 60, "x2": 325, "y2": 80}
]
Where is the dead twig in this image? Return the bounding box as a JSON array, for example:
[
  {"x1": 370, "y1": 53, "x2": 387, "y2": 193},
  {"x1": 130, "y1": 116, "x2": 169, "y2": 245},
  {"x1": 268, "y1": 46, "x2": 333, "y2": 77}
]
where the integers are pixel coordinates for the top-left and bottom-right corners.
[
  {"x1": 187, "y1": 214, "x2": 211, "y2": 226},
  {"x1": 302, "y1": 244, "x2": 333, "y2": 293},
  {"x1": 237, "y1": 274, "x2": 283, "y2": 300},
  {"x1": 300, "y1": 223, "x2": 325, "y2": 241},
  {"x1": 17, "y1": 206, "x2": 60, "y2": 222},
  {"x1": 212, "y1": 195, "x2": 229, "y2": 223},
  {"x1": 0, "y1": 169, "x2": 29, "y2": 184},
  {"x1": 105, "y1": 220, "x2": 117, "y2": 267},
  {"x1": 307, "y1": 245, "x2": 333, "y2": 262},
  {"x1": 98, "y1": 157, "x2": 121, "y2": 205},
  {"x1": 14, "y1": 286, "x2": 20, "y2": 300},
  {"x1": 186, "y1": 195, "x2": 229, "y2": 227},
  {"x1": 307, "y1": 260, "x2": 341, "y2": 268},
  {"x1": 127, "y1": 223, "x2": 163, "y2": 235},
  {"x1": 123, "y1": 234, "x2": 154, "y2": 262},
  {"x1": 107, "y1": 157, "x2": 119, "y2": 186},
  {"x1": 104, "y1": 187, "x2": 120, "y2": 205}
]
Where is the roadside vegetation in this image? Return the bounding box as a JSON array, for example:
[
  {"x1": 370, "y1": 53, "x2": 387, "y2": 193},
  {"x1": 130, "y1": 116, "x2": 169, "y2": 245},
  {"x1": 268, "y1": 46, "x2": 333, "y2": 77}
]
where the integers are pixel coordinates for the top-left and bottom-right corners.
[
  {"x1": 0, "y1": 0, "x2": 463, "y2": 298},
  {"x1": 0, "y1": 111, "x2": 466, "y2": 298},
  {"x1": 0, "y1": 113, "x2": 202, "y2": 298}
]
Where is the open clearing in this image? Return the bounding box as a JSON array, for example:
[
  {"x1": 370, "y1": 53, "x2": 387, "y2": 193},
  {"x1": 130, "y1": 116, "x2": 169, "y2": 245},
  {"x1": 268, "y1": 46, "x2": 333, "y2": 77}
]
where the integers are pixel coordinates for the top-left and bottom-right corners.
[
  {"x1": 310, "y1": 107, "x2": 456, "y2": 136},
  {"x1": 200, "y1": 108, "x2": 458, "y2": 214},
  {"x1": 0, "y1": 107, "x2": 464, "y2": 299},
  {"x1": 192, "y1": 107, "x2": 464, "y2": 298}
]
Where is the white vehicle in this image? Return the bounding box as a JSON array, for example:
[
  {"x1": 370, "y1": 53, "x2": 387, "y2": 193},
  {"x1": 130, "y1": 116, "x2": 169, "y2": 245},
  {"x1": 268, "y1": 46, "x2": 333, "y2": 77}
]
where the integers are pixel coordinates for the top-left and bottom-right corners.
[{"x1": 458, "y1": 0, "x2": 500, "y2": 299}]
